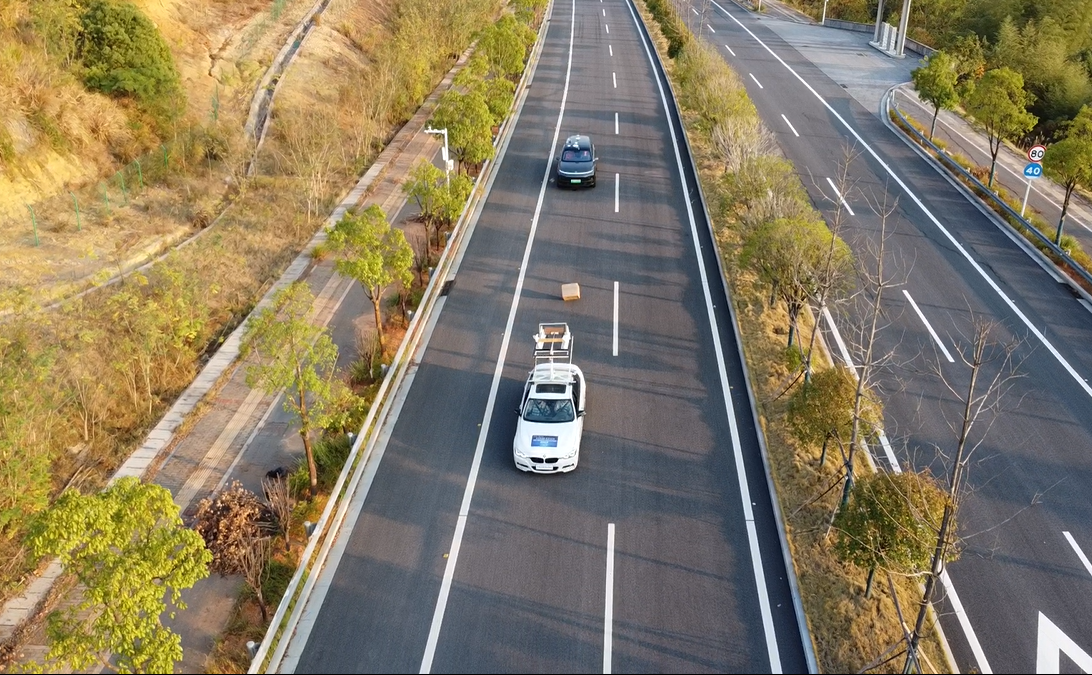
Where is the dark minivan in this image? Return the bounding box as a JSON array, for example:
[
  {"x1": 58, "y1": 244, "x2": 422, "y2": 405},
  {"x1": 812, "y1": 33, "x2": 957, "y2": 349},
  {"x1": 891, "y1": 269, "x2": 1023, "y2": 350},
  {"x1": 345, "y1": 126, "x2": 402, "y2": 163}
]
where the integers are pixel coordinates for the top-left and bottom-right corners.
[{"x1": 556, "y1": 134, "x2": 597, "y2": 188}]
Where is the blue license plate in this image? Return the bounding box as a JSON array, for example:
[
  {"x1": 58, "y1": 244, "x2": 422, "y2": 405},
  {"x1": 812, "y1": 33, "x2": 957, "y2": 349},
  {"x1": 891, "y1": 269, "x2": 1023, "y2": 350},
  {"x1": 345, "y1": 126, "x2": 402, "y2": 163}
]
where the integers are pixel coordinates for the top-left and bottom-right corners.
[{"x1": 531, "y1": 435, "x2": 558, "y2": 448}]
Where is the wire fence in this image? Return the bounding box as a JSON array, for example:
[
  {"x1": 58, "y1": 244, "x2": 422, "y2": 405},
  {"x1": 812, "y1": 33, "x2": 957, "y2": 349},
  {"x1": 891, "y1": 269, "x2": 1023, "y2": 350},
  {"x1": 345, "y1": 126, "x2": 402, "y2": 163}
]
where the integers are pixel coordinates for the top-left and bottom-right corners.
[{"x1": 9, "y1": 140, "x2": 183, "y2": 248}]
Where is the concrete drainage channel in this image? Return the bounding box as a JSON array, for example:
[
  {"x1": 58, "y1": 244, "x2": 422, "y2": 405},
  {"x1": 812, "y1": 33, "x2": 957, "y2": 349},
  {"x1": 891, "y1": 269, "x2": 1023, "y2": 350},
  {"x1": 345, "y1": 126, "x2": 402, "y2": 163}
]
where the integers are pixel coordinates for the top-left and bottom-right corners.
[{"x1": 244, "y1": 0, "x2": 333, "y2": 176}]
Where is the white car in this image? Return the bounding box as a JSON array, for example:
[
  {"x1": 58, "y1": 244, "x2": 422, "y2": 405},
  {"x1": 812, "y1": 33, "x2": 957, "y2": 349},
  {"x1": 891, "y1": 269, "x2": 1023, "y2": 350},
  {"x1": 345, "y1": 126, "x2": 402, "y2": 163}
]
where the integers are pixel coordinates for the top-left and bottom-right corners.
[{"x1": 513, "y1": 362, "x2": 586, "y2": 474}]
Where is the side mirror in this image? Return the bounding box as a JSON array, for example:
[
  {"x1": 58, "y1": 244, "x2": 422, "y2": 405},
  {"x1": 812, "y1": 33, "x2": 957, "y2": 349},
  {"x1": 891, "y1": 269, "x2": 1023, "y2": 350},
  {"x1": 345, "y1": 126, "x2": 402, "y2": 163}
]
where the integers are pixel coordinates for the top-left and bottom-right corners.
[
  {"x1": 577, "y1": 410, "x2": 586, "y2": 417},
  {"x1": 515, "y1": 407, "x2": 522, "y2": 416}
]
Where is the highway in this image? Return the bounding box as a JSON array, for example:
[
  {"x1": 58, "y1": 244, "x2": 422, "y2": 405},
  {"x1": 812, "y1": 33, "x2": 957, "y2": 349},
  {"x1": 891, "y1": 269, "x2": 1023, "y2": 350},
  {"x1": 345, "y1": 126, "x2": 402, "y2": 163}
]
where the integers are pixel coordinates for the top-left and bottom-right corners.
[
  {"x1": 697, "y1": 2, "x2": 1092, "y2": 673},
  {"x1": 275, "y1": 1, "x2": 809, "y2": 672}
]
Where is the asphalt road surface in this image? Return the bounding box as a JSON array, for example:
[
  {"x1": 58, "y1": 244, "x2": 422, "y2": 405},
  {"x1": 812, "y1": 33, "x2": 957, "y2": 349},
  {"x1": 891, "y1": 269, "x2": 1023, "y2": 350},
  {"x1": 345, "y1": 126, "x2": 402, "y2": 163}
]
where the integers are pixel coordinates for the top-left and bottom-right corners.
[
  {"x1": 277, "y1": 1, "x2": 809, "y2": 673},
  {"x1": 697, "y1": 2, "x2": 1092, "y2": 673}
]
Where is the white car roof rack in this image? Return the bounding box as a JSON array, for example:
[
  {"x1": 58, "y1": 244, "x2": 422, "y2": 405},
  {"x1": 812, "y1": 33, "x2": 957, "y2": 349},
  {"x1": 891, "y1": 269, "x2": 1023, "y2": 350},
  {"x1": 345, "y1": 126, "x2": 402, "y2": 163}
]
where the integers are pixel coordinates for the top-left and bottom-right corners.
[{"x1": 533, "y1": 322, "x2": 572, "y2": 366}]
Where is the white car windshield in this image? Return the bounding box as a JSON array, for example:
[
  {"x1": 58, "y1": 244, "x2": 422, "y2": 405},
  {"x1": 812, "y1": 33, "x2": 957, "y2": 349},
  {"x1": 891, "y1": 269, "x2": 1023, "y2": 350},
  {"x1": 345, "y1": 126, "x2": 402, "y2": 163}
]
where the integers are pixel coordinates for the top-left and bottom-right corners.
[{"x1": 523, "y1": 398, "x2": 575, "y2": 423}]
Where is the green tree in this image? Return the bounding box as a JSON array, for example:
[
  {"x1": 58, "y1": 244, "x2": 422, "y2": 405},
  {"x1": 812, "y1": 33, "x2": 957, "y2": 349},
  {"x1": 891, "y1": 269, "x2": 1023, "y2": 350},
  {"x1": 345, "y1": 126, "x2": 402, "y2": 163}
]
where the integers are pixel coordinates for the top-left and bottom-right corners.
[
  {"x1": 326, "y1": 205, "x2": 414, "y2": 352},
  {"x1": 78, "y1": 0, "x2": 183, "y2": 125},
  {"x1": 0, "y1": 323, "x2": 54, "y2": 537},
  {"x1": 833, "y1": 471, "x2": 948, "y2": 598},
  {"x1": 403, "y1": 159, "x2": 446, "y2": 246},
  {"x1": 436, "y1": 171, "x2": 474, "y2": 232},
  {"x1": 1043, "y1": 134, "x2": 1092, "y2": 245},
  {"x1": 944, "y1": 32, "x2": 987, "y2": 96},
  {"x1": 912, "y1": 51, "x2": 959, "y2": 140},
  {"x1": 25, "y1": 477, "x2": 211, "y2": 674},
  {"x1": 431, "y1": 88, "x2": 496, "y2": 170},
  {"x1": 787, "y1": 366, "x2": 880, "y2": 467},
  {"x1": 477, "y1": 14, "x2": 536, "y2": 79},
  {"x1": 963, "y1": 67, "x2": 1038, "y2": 187},
  {"x1": 740, "y1": 217, "x2": 842, "y2": 349},
  {"x1": 243, "y1": 281, "x2": 342, "y2": 498}
]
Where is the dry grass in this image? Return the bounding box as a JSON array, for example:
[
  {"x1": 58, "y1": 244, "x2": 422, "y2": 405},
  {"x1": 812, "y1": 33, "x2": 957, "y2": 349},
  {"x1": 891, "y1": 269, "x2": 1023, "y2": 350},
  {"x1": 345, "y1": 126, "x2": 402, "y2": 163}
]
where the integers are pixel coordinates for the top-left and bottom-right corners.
[{"x1": 635, "y1": 1, "x2": 950, "y2": 671}]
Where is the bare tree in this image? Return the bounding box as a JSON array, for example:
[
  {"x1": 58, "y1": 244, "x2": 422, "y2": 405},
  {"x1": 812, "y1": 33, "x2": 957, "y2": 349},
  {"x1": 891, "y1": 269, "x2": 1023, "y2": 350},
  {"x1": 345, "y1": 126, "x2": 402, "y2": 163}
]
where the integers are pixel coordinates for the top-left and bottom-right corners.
[
  {"x1": 263, "y1": 473, "x2": 293, "y2": 554},
  {"x1": 903, "y1": 318, "x2": 1024, "y2": 673},
  {"x1": 803, "y1": 146, "x2": 859, "y2": 382},
  {"x1": 836, "y1": 186, "x2": 906, "y2": 510},
  {"x1": 274, "y1": 107, "x2": 344, "y2": 230},
  {"x1": 240, "y1": 533, "x2": 273, "y2": 624}
]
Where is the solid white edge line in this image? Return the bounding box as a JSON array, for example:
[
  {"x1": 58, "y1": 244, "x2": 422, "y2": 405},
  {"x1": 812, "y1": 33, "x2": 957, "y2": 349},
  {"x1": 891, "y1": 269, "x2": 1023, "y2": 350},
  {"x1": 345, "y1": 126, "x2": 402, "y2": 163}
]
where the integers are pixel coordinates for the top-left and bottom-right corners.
[
  {"x1": 706, "y1": 0, "x2": 997, "y2": 664},
  {"x1": 1064, "y1": 531, "x2": 1092, "y2": 579},
  {"x1": 780, "y1": 113, "x2": 799, "y2": 137},
  {"x1": 940, "y1": 568, "x2": 994, "y2": 673},
  {"x1": 625, "y1": 1, "x2": 781, "y2": 670},
  {"x1": 902, "y1": 290, "x2": 955, "y2": 363},
  {"x1": 725, "y1": 43, "x2": 736, "y2": 56},
  {"x1": 749, "y1": 72, "x2": 764, "y2": 89},
  {"x1": 897, "y1": 90, "x2": 1092, "y2": 234},
  {"x1": 824, "y1": 176, "x2": 855, "y2": 216},
  {"x1": 615, "y1": 173, "x2": 619, "y2": 213},
  {"x1": 418, "y1": 1, "x2": 578, "y2": 671},
  {"x1": 604, "y1": 523, "x2": 615, "y2": 674},
  {"x1": 711, "y1": 0, "x2": 1092, "y2": 406},
  {"x1": 613, "y1": 281, "x2": 619, "y2": 356},
  {"x1": 821, "y1": 307, "x2": 898, "y2": 473}
]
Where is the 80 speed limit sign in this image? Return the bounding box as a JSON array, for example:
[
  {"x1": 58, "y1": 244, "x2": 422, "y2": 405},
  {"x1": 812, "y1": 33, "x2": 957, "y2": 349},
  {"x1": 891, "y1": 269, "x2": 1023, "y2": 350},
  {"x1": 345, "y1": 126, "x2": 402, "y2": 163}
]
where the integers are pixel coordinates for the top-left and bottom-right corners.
[{"x1": 1029, "y1": 144, "x2": 1047, "y2": 162}]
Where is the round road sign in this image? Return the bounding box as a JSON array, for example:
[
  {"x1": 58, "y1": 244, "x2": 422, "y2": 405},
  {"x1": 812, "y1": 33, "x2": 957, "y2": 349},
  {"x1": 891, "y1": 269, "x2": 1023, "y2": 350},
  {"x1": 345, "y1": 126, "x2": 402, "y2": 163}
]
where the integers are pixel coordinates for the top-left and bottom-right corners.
[
  {"x1": 1024, "y1": 162, "x2": 1043, "y2": 179},
  {"x1": 1029, "y1": 144, "x2": 1047, "y2": 162}
]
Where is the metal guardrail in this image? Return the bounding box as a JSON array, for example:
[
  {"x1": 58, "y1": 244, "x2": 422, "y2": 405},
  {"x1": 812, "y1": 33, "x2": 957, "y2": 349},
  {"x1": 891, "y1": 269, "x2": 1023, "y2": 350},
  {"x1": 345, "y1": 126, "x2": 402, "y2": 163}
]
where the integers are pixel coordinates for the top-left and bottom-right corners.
[
  {"x1": 245, "y1": 8, "x2": 554, "y2": 672},
  {"x1": 889, "y1": 100, "x2": 1092, "y2": 292}
]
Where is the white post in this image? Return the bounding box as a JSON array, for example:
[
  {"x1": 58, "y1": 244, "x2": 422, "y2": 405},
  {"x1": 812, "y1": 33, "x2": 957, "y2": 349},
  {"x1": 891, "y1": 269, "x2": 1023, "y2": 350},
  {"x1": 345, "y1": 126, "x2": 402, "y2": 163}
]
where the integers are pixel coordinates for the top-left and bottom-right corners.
[
  {"x1": 1021, "y1": 179, "x2": 1032, "y2": 218},
  {"x1": 822, "y1": 0, "x2": 829, "y2": 24},
  {"x1": 425, "y1": 127, "x2": 450, "y2": 186}
]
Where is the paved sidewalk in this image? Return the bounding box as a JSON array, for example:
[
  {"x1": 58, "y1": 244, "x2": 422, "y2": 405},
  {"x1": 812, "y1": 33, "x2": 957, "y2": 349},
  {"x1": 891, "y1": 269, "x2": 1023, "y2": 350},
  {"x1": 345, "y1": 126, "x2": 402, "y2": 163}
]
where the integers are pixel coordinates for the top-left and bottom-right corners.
[{"x1": 0, "y1": 48, "x2": 467, "y2": 673}]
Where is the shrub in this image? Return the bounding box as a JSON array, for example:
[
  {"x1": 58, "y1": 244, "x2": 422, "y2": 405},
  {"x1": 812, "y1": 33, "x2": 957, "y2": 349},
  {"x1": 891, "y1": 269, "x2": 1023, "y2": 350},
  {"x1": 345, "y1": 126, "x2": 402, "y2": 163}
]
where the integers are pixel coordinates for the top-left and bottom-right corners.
[{"x1": 78, "y1": 0, "x2": 183, "y2": 125}]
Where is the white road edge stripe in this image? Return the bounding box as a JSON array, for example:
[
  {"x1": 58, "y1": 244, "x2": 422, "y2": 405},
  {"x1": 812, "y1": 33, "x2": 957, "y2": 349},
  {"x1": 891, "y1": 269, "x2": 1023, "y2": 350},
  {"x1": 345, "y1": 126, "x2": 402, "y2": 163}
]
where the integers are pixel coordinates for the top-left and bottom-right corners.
[
  {"x1": 1064, "y1": 531, "x2": 1092, "y2": 579},
  {"x1": 604, "y1": 523, "x2": 615, "y2": 674},
  {"x1": 709, "y1": 1, "x2": 1001, "y2": 668},
  {"x1": 725, "y1": 43, "x2": 736, "y2": 56},
  {"x1": 615, "y1": 173, "x2": 619, "y2": 213},
  {"x1": 626, "y1": 1, "x2": 782, "y2": 670},
  {"x1": 749, "y1": 72, "x2": 764, "y2": 89},
  {"x1": 712, "y1": 0, "x2": 1092, "y2": 401},
  {"x1": 708, "y1": 24, "x2": 715, "y2": 33},
  {"x1": 824, "y1": 176, "x2": 855, "y2": 216},
  {"x1": 615, "y1": 112, "x2": 619, "y2": 134},
  {"x1": 418, "y1": 0, "x2": 578, "y2": 671},
  {"x1": 609, "y1": 44, "x2": 613, "y2": 57},
  {"x1": 613, "y1": 282, "x2": 619, "y2": 356},
  {"x1": 613, "y1": 71, "x2": 617, "y2": 88},
  {"x1": 781, "y1": 113, "x2": 799, "y2": 137},
  {"x1": 902, "y1": 290, "x2": 955, "y2": 363}
]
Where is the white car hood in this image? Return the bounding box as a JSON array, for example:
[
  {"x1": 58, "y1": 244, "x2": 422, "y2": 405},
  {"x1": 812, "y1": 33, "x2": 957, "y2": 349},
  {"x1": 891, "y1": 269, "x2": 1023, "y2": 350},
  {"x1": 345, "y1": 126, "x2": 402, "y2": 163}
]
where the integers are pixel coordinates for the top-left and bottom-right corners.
[{"x1": 515, "y1": 419, "x2": 582, "y2": 458}]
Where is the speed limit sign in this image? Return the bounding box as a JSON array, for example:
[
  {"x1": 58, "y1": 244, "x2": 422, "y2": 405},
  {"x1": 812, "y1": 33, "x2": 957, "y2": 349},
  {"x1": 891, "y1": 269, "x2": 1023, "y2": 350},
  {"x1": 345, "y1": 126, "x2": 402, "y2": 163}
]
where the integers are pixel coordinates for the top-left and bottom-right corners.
[{"x1": 1029, "y1": 144, "x2": 1047, "y2": 162}]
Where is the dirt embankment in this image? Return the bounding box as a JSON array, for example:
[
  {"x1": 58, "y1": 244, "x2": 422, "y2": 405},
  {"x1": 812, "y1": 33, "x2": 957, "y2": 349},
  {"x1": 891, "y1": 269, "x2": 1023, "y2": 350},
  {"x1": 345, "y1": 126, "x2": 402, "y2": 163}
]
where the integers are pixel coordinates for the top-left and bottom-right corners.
[{"x1": 0, "y1": 0, "x2": 334, "y2": 299}]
